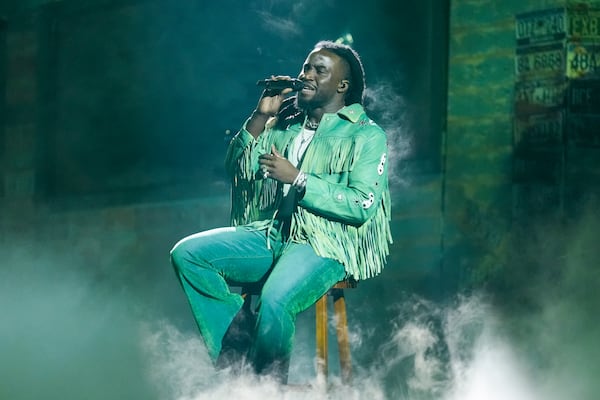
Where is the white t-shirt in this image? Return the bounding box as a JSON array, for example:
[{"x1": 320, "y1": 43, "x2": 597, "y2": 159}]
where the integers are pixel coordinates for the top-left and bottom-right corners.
[{"x1": 282, "y1": 126, "x2": 316, "y2": 196}]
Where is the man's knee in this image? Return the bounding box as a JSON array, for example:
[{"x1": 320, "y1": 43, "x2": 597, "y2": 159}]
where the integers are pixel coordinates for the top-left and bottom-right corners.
[
  {"x1": 169, "y1": 233, "x2": 223, "y2": 276},
  {"x1": 170, "y1": 227, "x2": 238, "y2": 268},
  {"x1": 169, "y1": 238, "x2": 194, "y2": 274}
]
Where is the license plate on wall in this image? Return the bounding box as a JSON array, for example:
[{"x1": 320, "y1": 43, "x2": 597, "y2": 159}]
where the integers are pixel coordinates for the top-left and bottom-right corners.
[
  {"x1": 514, "y1": 78, "x2": 566, "y2": 114},
  {"x1": 516, "y1": 6, "x2": 600, "y2": 46},
  {"x1": 567, "y1": 79, "x2": 600, "y2": 113},
  {"x1": 516, "y1": 8, "x2": 566, "y2": 46},
  {"x1": 567, "y1": 42, "x2": 600, "y2": 78},
  {"x1": 514, "y1": 110, "x2": 564, "y2": 152},
  {"x1": 568, "y1": 6, "x2": 600, "y2": 41},
  {"x1": 515, "y1": 42, "x2": 565, "y2": 79}
]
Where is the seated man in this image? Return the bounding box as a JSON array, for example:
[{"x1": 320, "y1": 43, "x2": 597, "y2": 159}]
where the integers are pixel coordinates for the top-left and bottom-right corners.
[{"x1": 170, "y1": 40, "x2": 392, "y2": 382}]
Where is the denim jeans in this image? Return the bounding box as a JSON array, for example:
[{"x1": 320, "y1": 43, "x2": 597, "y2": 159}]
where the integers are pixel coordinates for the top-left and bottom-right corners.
[{"x1": 170, "y1": 221, "x2": 346, "y2": 381}]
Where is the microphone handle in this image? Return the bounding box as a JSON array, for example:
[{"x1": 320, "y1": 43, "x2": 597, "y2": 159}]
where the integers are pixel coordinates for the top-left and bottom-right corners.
[{"x1": 256, "y1": 78, "x2": 304, "y2": 91}]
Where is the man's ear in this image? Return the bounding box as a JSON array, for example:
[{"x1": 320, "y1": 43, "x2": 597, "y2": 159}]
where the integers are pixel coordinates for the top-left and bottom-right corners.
[{"x1": 338, "y1": 79, "x2": 350, "y2": 94}]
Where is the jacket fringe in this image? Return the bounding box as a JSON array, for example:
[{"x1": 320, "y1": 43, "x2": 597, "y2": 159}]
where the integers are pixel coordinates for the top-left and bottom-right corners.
[
  {"x1": 228, "y1": 109, "x2": 392, "y2": 281},
  {"x1": 289, "y1": 190, "x2": 392, "y2": 280},
  {"x1": 230, "y1": 142, "x2": 258, "y2": 225},
  {"x1": 302, "y1": 136, "x2": 356, "y2": 173}
]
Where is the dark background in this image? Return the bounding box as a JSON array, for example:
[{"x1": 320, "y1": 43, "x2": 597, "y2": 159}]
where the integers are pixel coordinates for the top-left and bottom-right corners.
[{"x1": 30, "y1": 0, "x2": 446, "y2": 205}]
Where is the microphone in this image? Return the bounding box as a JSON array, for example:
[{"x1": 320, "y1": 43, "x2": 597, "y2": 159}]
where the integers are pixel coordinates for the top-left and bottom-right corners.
[{"x1": 256, "y1": 78, "x2": 304, "y2": 91}]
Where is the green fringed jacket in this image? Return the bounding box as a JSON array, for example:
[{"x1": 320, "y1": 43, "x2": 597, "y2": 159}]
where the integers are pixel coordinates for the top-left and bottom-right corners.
[{"x1": 225, "y1": 103, "x2": 392, "y2": 281}]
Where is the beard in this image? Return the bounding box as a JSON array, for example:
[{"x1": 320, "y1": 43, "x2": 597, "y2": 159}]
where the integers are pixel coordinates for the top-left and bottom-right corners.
[{"x1": 294, "y1": 93, "x2": 307, "y2": 111}]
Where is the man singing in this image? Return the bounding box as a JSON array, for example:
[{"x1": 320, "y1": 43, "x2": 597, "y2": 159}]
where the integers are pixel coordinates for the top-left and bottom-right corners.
[{"x1": 170, "y1": 40, "x2": 392, "y2": 382}]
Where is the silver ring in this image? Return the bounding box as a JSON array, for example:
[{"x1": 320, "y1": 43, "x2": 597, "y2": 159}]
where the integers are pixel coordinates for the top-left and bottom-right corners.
[{"x1": 263, "y1": 170, "x2": 270, "y2": 179}]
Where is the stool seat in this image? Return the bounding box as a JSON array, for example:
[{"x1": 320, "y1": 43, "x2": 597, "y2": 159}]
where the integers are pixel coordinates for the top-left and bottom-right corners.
[{"x1": 235, "y1": 278, "x2": 356, "y2": 383}]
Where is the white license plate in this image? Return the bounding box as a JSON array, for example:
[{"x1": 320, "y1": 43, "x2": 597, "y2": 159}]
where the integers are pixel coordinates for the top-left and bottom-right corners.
[
  {"x1": 515, "y1": 78, "x2": 566, "y2": 110},
  {"x1": 516, "y1": 8, "x2": 566, "y2": 45},
  {"x1": 516, "y1": 43, "x2": 565, "y2": 78}
]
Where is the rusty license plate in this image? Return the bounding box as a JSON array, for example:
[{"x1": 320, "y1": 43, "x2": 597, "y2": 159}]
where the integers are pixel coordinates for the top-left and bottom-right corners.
[{"x1": 515, "y1": 78, "x2": 566, "y2": 114}]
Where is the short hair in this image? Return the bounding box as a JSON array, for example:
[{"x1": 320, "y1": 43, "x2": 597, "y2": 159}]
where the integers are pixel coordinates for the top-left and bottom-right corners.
[{"x1": 313, "y1": 40, "x2": 366, "y2": 105}]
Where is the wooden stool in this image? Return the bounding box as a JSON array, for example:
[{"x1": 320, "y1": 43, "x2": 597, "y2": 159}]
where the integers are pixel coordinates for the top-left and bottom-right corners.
[
  {"x1": 315, "y1": 279, "x2": 357, "y2": 384},
  {"x1": 238, "y1": 279, "x2": 356, "y2": 383}
]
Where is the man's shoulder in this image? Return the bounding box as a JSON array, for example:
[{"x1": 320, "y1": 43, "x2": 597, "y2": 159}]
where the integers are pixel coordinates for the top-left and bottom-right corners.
[
  {"x1": 338, "y1": 104, "x2": 385, "y2": 133},
  {"x1": 352, "y1": 113, "x2": 386, "y2": 140}
]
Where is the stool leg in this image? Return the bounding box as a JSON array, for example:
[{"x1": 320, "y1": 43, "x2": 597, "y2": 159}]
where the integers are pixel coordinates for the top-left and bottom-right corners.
[
  {"x1": 315, "y1": 293, "x2": 328, "y2": 381},
  {"x1": 240, "y1": 287, "x2": 253, "y2": 312},
  {"x1": 332, "y1": 289, "x2": 352, "y2": 383}
]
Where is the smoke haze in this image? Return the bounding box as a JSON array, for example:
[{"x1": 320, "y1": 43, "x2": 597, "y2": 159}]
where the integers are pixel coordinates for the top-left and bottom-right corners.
[{"x1": 3, "y1": 207, "x2": 598, "y2": 399}]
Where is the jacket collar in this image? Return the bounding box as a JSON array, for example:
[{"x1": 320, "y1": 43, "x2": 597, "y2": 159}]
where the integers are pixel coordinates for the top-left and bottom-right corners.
[
  {"x1": 321, "y1": 103, "x2": 365, "y2": 124},
  {"x1": 293, "y1": 104, "x2": 365, "y2": 131},
  {"x1": 333, "y1": 103, "x2": 365, "y2": 124}
]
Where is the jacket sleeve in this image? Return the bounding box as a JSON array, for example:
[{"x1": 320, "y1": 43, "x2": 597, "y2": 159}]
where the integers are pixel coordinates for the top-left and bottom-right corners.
[
  {"x1": 298, "y1": 129, "x2": 389, "y2": 226},
  {"x1": 225, "y1": 124, "x2": 258, "y2": 179},
  {"x1": 225, "y1": 115, "x2": 293, "y2": 179},
  {"x1": 224, "y1": 120, "x2": 275, "y2": 225}
]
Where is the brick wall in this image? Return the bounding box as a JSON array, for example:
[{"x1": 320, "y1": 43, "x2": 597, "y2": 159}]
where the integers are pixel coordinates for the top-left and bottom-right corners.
[{"x1": 443, "y1": 0, "x2": 581, "y2": 291}]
